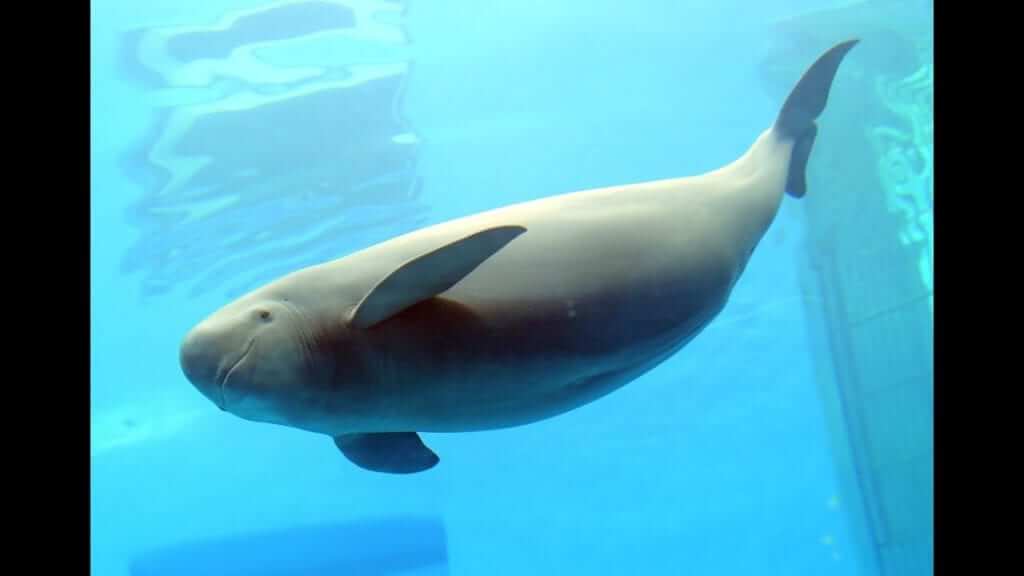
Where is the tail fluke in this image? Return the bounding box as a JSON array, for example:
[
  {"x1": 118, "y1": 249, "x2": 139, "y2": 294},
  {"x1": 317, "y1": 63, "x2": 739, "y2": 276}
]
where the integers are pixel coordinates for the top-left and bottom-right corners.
[{"x1": 773, "y1": 39, "x2": 859, "y2": 198}]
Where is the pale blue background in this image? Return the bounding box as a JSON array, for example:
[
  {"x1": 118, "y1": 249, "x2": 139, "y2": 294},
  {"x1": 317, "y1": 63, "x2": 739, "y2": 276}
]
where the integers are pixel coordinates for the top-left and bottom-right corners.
[{"x1": 91, "y1": 1, "x2": 895, "y2": 574}]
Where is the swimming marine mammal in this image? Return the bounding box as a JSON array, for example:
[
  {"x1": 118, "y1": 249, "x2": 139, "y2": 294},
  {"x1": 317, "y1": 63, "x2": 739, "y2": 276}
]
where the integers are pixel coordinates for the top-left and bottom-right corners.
[{"x1": 179, "y1": 40, "x2": 858, "y2": 474}]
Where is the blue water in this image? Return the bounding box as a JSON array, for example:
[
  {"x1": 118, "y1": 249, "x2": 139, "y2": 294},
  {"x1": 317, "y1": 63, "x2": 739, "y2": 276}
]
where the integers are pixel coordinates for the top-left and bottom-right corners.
[{"x1": 91, "y1": 1, "x2": 929, "y2": 574}]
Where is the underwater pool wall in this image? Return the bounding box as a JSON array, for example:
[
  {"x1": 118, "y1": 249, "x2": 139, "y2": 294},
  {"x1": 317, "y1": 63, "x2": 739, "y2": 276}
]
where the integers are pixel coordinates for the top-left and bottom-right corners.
[{"x1": 761, "y1": 3, "x2": 934, "y2": 575}]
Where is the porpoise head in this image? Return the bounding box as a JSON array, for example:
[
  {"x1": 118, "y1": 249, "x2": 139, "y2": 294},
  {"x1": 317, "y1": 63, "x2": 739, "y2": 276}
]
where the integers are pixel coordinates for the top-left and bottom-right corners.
[{"x1": 179, "y1": 289, "x2": 335, "y2": 427}]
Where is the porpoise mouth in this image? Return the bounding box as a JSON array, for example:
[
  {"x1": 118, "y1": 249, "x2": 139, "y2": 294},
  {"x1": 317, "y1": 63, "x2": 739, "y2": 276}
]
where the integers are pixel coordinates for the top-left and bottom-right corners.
[{"x1": 217, "y1": 338, "x2": 255, "y2": 410}]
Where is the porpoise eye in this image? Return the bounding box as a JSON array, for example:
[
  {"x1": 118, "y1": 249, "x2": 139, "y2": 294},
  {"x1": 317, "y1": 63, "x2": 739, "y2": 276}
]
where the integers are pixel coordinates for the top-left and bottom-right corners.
[{"x1": 256, "y1": 309, "x2": 272, "y2": 322}]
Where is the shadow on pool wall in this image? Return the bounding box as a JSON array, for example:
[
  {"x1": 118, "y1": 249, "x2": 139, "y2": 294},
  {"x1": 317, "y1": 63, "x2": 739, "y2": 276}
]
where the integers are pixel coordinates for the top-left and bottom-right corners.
[
  {"x1": 129, "y1": 516, "x2": 449, "y2": 576},
  {"x1": 116, "y1": 0, "x2": 430, "y2": 302}
]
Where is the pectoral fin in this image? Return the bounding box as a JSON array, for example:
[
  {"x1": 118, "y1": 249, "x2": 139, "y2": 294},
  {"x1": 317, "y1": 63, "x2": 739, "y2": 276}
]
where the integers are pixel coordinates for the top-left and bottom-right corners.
[
  {"x1": 334, "y1": 432, "x2": 440, "y2": 474},
  {"x1": 349, "y1": 225, "x2": 526, "y2": 329}
]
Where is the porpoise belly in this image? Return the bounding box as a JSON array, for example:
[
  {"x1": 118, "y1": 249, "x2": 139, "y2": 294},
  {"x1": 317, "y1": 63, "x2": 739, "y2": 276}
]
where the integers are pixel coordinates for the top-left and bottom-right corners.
[
  {"x1": 359, "y1": 243, "x2": 731, "y2": 433},
  {"x1": 401, "y1": 316, "x2": 710, "y2": 433}
]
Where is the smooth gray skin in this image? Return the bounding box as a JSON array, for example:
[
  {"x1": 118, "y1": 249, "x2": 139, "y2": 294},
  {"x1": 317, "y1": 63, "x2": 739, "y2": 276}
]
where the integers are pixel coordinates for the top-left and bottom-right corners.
[
  {"x1": 184, "y1": 157, "x2": 777, "y2": 423},
  {"x1": 180, "y1": 40, "x2": 857, "y2": 474}
]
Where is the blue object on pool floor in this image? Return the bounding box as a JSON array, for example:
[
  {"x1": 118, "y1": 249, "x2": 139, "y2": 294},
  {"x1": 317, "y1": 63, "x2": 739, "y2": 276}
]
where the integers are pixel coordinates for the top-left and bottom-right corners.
[{"x1": 129, "y1": 516, "x2": 448, "y2": 576}]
